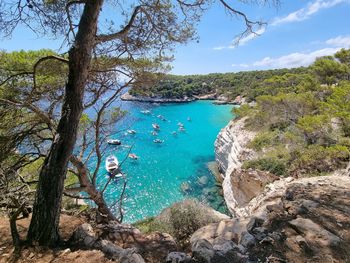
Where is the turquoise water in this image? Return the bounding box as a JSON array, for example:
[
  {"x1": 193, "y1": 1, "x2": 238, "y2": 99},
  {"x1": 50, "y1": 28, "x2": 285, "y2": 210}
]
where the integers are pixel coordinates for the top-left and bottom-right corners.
[{"x1": 92, "y1": 100, "x2": 234, "y2": 223}]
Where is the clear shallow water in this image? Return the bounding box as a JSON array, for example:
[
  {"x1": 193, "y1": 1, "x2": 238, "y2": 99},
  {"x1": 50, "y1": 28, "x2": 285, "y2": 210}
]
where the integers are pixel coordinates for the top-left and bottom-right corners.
[{"x1": 91, "y1": 100, "x2": 234, "y2": 223}]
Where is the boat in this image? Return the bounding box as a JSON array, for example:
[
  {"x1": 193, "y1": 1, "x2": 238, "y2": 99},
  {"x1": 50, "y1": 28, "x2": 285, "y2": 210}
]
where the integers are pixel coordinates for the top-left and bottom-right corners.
[
  {"x1": 177, "y1": 122, "x2": 184, "y2": 127},
  {"x1": 187, "y1": 117, "x2": 191, "y2": 121},
  {"x1": 127, "y1": 129, "x2": 136, "y2": 134},
  {"x1": 107, "y1": 139, "x2": 121, "y2": 145},
  {"x1": 141, "y1": 110, "x2": 151, "y2": 114},
  {"x1": 179, "y1": 126, "x2": 186, "y2": 132},
  {"x1": 151, "y1": 131, "x2": 158, "y2": 136},
  {"x1": 152, "y1": 123, "x2": 160, "y2": 130},
  {"x1": 153, "y1": 139, "x2": 164, "y2": 143},
  {"x1": 105, "y1": 155, "x2": 122, "y2": 177},
  {"x1": 172, "y1": 131, "x2": 177, "y2": 135},
  {"x1": 155, "y1": 114, "x2": 165, "y2": 121},
  {"x1": 128, "y1": 153, "x2": 139, "y2": 160}
]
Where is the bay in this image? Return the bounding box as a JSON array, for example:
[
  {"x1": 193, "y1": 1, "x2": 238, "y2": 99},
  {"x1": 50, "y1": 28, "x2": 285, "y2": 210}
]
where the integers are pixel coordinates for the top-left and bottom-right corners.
[{"x1": 91, "y1": 100, "x2": 235, "y2": 223}]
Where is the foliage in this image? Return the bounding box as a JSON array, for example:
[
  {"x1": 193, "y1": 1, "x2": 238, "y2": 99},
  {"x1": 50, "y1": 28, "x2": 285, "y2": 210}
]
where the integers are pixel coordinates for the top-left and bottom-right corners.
[
  {"x1": 129, "y1": 67, "x2": 310, "y2": 101},
  {"x1": 133, "y1": 199, "x2": 221, "y2": 249},
  {"x1": 237, "y1": 51, "x2": 350, "y2": 177},
  {"x1": 243, "y1": 157, "x2": 287, "y2": 176},
  {"x1": 312, "y1": 56, "x2": 349, "y2": 85},
  {"x1": 290, "y1": 145, "x2": 349, "y2": 176}
]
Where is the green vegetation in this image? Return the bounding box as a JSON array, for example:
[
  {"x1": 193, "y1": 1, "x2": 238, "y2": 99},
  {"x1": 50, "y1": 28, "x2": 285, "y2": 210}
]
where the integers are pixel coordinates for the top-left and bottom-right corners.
[
  {"x1": 133, "y1": 200, "x2": 221, "y2": 249},
  {"x1": 237, "y1": 49, "x2": 350, "y2": 177},
  {"x1": 129, "y1": 67, "x2": 310, "y2": 101}
]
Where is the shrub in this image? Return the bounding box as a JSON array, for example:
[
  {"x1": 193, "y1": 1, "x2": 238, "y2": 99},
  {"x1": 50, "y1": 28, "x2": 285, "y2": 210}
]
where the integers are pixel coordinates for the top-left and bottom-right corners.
[
  {"x1": 243, "y1": 157, "x2": 287, "y2": 176},
  {"x1": 290, "y1": 145, "x2": 350, "y2": 176},
  {"x1": 248, "y1": 131, "x2": 279, "y2": 151},
  {"x1": 133, "y1": 199, "x2": 222, "y2": 250}
]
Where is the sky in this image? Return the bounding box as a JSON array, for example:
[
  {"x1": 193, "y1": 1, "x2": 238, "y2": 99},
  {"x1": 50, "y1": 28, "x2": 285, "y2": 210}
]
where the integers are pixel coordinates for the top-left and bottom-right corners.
[{"x1": 1, "y1": 0, "x2": 350, "y2": 75}]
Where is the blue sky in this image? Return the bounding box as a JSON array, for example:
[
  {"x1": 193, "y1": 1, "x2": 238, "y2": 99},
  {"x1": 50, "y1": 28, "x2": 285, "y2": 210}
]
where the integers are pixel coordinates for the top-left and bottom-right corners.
[{"x1": 1, "y1": 0, "x2": 350, "y2": 75}]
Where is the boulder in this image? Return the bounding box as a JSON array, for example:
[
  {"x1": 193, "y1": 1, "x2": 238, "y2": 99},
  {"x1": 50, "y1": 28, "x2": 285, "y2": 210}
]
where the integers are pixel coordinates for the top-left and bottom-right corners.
[
  {"x1": 191, "y1": 239, "x2": 215, "y2": 263},
  {"x1": 166, "y1": 252, "x2": 192, "y2": 263}
]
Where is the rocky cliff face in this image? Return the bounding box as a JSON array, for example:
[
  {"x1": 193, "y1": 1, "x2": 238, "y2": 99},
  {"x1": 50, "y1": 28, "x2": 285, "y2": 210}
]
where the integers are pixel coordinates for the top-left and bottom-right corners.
[
  {"x1": 214, "y1": 117, "x2": 254, "y2": 174},
  {"x1": 214, "y1": 117, "x2": 278, "y2": 217}
]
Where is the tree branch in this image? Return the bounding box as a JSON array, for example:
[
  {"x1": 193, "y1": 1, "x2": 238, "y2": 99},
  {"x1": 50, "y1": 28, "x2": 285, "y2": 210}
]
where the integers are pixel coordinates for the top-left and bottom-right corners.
[{"x1": 95, "y1": 5, "x2": 143, "y2": 43}]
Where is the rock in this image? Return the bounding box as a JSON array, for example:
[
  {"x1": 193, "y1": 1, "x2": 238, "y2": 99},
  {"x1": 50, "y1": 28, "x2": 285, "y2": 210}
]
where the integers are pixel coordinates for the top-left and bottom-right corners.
[
  {"x1": 180, "y1": 182, "x2": 191, "y2": 193},
  {"x1": 198, "y1": 176, "x2": 209, "y2": 186},
  {"x1": 117, "y1": 248, "x2": 145, "y2": 263},
  {"x1": 239, "y1": 231, "x2": 256, "y2": 248},
  {"x1": 246, "y1": 217, "x2": 264, "y2": 233},
  {"x1": 289, "y1": 218, "x2": 341, "y2": 247},
  {"x1": 191, "y1": 219, "x2": 248, "y2": 246},
  {"x1": 71, "y1": 223, "x2": 97, "y2": 247},
  {"x1": 166, "y1": 252, "x2": 192, "y2": 263},
  {"x1": 191, "y1": 239, "x2": 215, "y2": 263},
  {"x1": 251, "y1": 227, "x2": 267, "y2": 241},
  {"x1": 212, "y1": 241, "x2": 244, "y2": 263}
]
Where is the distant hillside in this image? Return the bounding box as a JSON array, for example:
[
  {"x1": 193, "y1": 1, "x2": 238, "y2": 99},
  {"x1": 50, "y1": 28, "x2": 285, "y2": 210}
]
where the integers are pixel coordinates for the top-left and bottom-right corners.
[{"x1": 129, "y1": 67, "x2": 310, "y2": 102}]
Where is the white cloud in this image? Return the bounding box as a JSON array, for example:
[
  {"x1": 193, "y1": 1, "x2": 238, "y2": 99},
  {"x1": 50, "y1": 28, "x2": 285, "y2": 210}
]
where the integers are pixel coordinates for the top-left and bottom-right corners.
[
  {"x1": 236, "y1": 27, "x2": 266, "y2": 46},
  {"x1": 272, "y1": 0, "x2": 345, "y2": 26},
  {"x1": 213, "y1": 27, "x2": 266, "y2": 50},
  {"x1": 325, "y1": 35, "x2": 350, "y2": 47},
  {"x1": 232, "y1": 63, "x2": 249, "y2": 68},
  {"x1": 213, "y1": 46, "x2": 226, "y2": 50},
  {"x1": 252, "y1": 47, "x2": 341, "y2": 68}
]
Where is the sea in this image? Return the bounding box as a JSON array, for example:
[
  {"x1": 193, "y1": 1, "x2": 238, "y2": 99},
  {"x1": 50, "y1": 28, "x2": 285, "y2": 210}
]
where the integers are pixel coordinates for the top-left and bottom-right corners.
[{"x1": 89, "y1": 100, "x2": 235, "y2": 223}]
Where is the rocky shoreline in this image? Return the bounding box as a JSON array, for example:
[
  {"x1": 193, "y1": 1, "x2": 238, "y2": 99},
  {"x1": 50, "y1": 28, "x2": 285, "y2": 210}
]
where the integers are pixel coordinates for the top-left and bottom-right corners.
[
  {"x1": 214, "y1": 116, "x2": 350, "y2": 217},
  {"x1": 121, "y1": 92, "x2": 244, "y2": 105}
]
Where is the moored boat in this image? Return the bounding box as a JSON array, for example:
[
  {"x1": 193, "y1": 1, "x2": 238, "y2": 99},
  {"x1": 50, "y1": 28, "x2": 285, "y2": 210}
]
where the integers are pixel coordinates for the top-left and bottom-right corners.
[
  {"x1": 127, "y1": 129, "x2": 136, "y2": 134},
  {"x1": 152, "y1": 123, "x2": 160, "y2": 130},
  {"x1": 128, "y1": 153, "x2": 139, "y2": 160},
  {"x1": 107, "y1": 139, "x2": 121, "y2": 145},
  {"x1": 105, "y1": 155, "x2": 123, "y2": 178},
  {"x1": 153, "y1": 139, "x2": 164, "y2": 143}
]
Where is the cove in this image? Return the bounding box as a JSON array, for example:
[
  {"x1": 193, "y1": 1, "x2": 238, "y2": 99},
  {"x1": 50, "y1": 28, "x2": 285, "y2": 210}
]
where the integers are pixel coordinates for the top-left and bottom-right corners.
[{"x1": 91, "y1": 100, "x2": 235, "y2": 223}]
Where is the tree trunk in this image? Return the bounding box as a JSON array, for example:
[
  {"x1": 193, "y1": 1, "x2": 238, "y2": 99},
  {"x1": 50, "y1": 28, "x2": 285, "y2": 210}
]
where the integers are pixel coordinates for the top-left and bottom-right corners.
[
  {"x1": 27, "y1": 0, "x2": 104, "y2": 246},
  {"x1": 70, "y1": 156, "x2": 117, "y2": 222}
]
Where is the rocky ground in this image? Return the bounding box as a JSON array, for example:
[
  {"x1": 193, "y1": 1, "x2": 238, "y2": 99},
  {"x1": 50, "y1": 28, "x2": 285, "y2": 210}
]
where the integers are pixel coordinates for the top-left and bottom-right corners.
[{"x1": 189, "y1": 175, "x2": 350, "y2": 263}]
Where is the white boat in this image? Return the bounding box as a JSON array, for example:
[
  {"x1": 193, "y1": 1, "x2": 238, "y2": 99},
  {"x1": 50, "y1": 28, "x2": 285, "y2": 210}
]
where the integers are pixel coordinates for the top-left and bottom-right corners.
[
  {"x1": 127, "y1": 129, "x2": 136, "y2": 134},
  {"x1": 105, "y1": 155, "x2": 122, "y2": 177},
  {"x1": 187, "y1": 117, "x2": 191, "y2": 121},
  {"x1": 152, "y1": 123, "x2": 160, "y2": 130},
  {"x1": 141, "y1": 110, "x2": 151, "y2": 114},
  {"x1": 172, "y1": 131, "x2": 177, "y2": 135},
  {"x1": 179, "y1": 126, "x2": 186, "y2": 132},
  {"x1": 151, "y1": 131, "x2": 158, "y2": 136},
  {"x1": 128, "y1": 153, "x2": 139, "y2": 160},
  {"x1": 153, "y1": 139, "x2": 164, "y2": 143},
  {"x1": 107, "y1": 139, "x2": 121, "y2": 145},
  {"x1": 177, "y1": 122, "x2": 184, "y2": 127}
]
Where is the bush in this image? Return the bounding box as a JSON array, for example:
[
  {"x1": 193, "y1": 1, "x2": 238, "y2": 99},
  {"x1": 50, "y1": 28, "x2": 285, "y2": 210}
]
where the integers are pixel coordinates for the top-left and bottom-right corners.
[
  {"x1": 248, "y1": 131, "x2": 279, "y2": 151},
  {"x1": 133, "y1": 199, "x2": 223, "y2": 249},
  {"x1": 290, "y1": 145, "x2": 350, "y2": 176},
  {"x1": 243, "y1": 157, "x2": 287, "y2": 176}
]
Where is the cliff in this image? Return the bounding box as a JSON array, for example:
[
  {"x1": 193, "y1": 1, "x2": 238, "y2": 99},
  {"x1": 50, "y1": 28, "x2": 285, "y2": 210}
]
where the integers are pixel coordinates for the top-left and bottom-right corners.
[
  {"x1": 214, "y1": 117, "x2": 278, "y2": 217},
  {"x1": 214, "y1": 116, "x2": 350, "y2": 218}
]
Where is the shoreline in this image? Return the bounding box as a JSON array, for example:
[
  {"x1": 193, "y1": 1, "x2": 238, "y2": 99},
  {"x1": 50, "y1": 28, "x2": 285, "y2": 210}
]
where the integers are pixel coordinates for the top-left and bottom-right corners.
[{"x1": 121, "y1": 92, "x2": 243, "y2": 105}]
